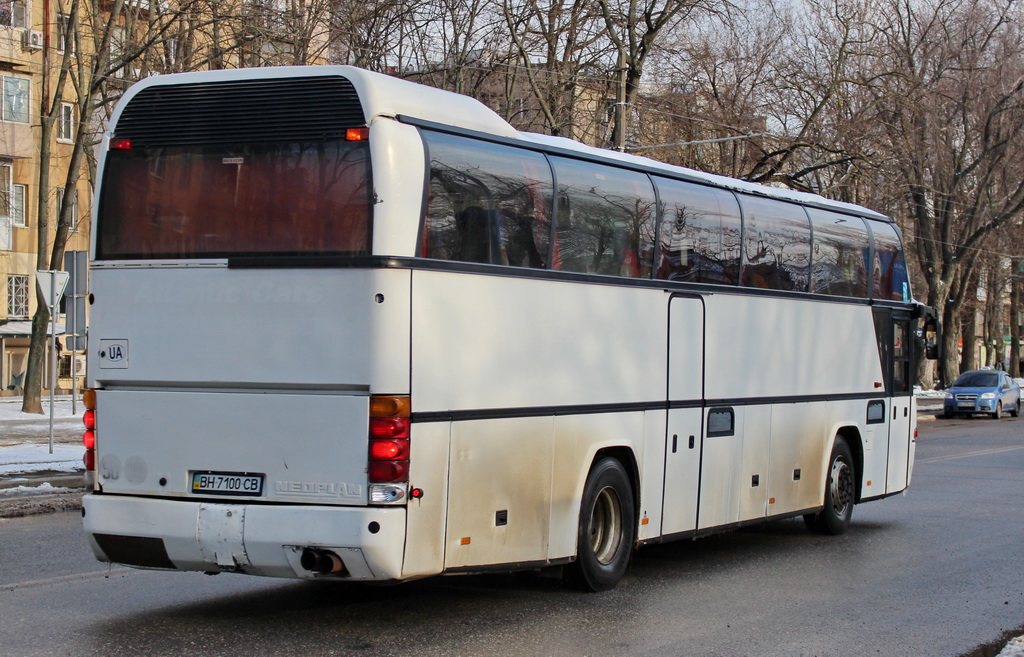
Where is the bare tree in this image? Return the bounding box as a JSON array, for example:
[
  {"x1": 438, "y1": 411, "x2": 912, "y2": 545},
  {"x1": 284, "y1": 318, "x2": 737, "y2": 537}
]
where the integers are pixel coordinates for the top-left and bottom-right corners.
[
  {"x1": 328, "y1": 0, "x2": 424, "y2": 71},
  {"x1": 501, "y1": 0, "x2": 610, "y2": 138},
  {"x1": 598, "y1": 0, "x2": 721, "y2": 150},
  {"x1": 866, "y1": 0, "x2": 1024, "y2": 386},
  {"x1": 1011, "y1": 254, "x2": 1023, "y2": 376},
  {"x1": 21, "y1": 0, "x2": 208, "y2": 413},
  {"x1": 409, "y1": 0, "x2": 508, "y2": 96},
  {"x1": 640, "y1": 0, "x2": 788, "y2": 174}
]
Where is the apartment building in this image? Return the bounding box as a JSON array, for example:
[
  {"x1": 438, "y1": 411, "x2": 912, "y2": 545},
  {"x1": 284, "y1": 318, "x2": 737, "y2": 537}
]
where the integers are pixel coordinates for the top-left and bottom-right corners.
[{"x1": 0, "y1": 0, "x2": 90, "y2": 393}]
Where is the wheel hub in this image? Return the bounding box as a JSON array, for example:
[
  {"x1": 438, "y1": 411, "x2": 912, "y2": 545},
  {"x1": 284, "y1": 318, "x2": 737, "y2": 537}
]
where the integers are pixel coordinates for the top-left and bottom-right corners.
[
  {"x1": 830, "y1": 458, "x2": 853, "y2": 515},
  {"x1": 589, "y1": 486, "x2": 623, "y2": 565}
]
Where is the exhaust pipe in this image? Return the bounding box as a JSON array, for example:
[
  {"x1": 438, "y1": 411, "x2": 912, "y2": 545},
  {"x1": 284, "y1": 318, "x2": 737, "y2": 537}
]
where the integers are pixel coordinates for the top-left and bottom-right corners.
[{"x1": 300, "y1": 548, "x2": 347, "y2": 575}]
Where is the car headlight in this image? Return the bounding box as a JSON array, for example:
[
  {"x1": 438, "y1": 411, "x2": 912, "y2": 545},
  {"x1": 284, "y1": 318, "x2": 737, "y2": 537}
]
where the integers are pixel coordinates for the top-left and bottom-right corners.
[
  {"x1": 945, "y1": 392, "x2": 954, "y2": 399},
  {"x1": 981, "y1": 392, "x2": 996, "y2": 399}
]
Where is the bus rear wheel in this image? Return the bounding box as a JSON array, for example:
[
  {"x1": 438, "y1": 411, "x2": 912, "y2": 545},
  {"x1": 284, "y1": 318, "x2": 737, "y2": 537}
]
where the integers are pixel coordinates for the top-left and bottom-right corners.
[
  {"x1": 567, "y1": 457, "x2": 635, "y2": 592},
  {"x1": 804, "y1": 436, "x2": 855, "y2": 536}
]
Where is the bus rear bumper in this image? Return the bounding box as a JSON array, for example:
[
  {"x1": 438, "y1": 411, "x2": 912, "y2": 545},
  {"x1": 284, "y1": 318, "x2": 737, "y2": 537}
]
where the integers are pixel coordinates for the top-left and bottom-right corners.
[{"x1": 82, "y1": 493, "x2": 407, "y2": 581}]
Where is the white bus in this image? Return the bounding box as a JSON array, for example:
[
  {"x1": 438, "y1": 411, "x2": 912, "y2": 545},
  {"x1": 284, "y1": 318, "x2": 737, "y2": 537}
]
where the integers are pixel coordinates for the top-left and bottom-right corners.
[{"x1": 82, "y1": 66, "x2": 937, "y2": 591}]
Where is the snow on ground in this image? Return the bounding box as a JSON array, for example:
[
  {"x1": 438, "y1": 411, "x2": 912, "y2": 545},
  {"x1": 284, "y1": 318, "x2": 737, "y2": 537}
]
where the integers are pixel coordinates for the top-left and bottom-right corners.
[
  {"x1": 999, "y1": 637, "x2": 1024, "y2": 657},
  {"x1": 0, "y1": 395, "x2": 83, "y2": 422},
  {"x1": 0, "y1": 481, "x2": 74, "y2": 496},
  {"x1": 0, "y1": 396, "x2": 86, "y2": 476},
  {"x1": 914, "y1": 386, "x2": 948, "y2": 398},
  {"x1": 0, "y1": 442, "x2": 85, "y2": 476}
]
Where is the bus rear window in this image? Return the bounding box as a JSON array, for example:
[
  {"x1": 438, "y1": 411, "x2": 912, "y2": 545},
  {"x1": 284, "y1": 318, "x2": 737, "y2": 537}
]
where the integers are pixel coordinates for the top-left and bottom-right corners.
[{"x1": 96, "y1": 141, "x2": 372, "y2": 260}]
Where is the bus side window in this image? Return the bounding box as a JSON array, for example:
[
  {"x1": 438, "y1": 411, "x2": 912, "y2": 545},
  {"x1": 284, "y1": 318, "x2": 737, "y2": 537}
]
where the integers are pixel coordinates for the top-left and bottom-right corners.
[
  {"x1": 654, "y1": 177, "x2": 741, "y2": 286},
  {"x1": 550, "y1": 156, "x2": 656, "y2": 278},
  {"x1": 422, "y1": 131, "x2": 552, "y2": 268},
  {"x1": 869, "y1": 221, "x2": 910, "y2": 302},
  {"x1": 739, "y1": 195, "x2": 811, "y2": 292},
  {"x1": 807, "y1": 209, "x2": 870, "y2": 297}
]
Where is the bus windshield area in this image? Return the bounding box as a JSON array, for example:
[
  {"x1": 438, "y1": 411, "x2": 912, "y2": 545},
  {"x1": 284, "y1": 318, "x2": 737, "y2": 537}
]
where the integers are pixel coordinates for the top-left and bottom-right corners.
[{"x1": 96, "y1": 140, "x2": 372, "y2": 260}]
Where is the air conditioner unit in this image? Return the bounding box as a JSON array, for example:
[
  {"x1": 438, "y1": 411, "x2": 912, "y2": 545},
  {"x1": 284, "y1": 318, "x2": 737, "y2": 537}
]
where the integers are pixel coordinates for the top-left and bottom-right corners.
[{"x1": 22, "y1": 30, "x2": 44, "y2": 51}]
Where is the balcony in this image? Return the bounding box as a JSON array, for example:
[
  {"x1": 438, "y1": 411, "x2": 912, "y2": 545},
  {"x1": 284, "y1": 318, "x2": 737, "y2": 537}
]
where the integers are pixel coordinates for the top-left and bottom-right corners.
[{"x1": 0, "y1": 120, "x2": 33, "y2": 158}]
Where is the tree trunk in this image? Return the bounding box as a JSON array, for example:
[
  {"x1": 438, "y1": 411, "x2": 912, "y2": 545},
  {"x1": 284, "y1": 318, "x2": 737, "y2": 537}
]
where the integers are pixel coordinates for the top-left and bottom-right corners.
[
  {"x1": 940, "y1": 300, "x2": 962, "y2": 387},
  {"x1": 22, "y1": 114, "x2": 53, "y2": 415},
  {"x1": 1011, "y1": 274, "x2": 1021, "y2": 377},
  {"x1": 961, "y1": 302, "x2": 977, "y2": 372}
]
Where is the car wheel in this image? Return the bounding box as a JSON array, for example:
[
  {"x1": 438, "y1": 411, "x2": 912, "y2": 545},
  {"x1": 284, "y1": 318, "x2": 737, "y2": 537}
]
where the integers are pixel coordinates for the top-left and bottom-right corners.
[
  {"x1": 1012, "y1": 398, "x2": 1021, "y2": 418},
  {"x1": 804, "y1": 436, "x2": 855, "y2": 536},
  {"x1": 992, "y1": 402, "x2": 1002, "y2": 419},
  {"x1": 566, "y1": 457, "x2": 635, "y2": 592}
]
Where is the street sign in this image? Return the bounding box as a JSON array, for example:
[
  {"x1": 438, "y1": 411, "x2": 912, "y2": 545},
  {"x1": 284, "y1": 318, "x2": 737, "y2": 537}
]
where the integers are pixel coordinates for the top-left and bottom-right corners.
[
  {"x1": 36, "y1": 270, "x2": 70, "y2": 309},
  {"x1": 63, "y1": 251, "x2": 88, "y2": 350}
]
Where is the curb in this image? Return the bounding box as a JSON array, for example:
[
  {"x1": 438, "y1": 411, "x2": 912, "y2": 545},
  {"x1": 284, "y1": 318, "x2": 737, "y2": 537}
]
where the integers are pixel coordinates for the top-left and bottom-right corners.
[
  {"x1": 0, "y1": 472, "x2": 87, "y2": 518},
  {"x1": 0, "y1": 473, "x2": 86, "y2": 490},
  {"x1": 0, "y1": 490, "x2": 85, "y2": 518}
]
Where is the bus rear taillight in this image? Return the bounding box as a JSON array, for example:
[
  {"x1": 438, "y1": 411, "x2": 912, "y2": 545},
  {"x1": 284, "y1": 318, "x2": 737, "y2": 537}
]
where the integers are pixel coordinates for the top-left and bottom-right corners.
[
  {"x1": 83, "y1": 390, "x2": 97, "y2": 472},
  {"x1": 368, "y1": 395, "x2": 410, "y2": 504},
  {"x1": 345, "y1": 127, "x2": 369, "y2": 141}
]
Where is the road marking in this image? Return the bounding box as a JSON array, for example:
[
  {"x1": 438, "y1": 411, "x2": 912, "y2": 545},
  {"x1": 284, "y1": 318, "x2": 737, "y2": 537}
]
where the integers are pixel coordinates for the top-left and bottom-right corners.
[
  {"x1": 1, "y1": 566, "x2": 136, "y2": 592},
  {"x1": 918, "y1": 445, "x2": 1024, "y2": 464}
]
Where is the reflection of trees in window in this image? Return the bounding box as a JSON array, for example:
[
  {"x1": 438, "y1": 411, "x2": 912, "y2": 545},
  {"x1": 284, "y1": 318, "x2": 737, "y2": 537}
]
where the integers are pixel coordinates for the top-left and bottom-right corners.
[
  {"x1": 0, "y1": 0, "x2": 26, "y2": 28},
  {"x1": 808, "y1": 209, "x2": 869, "y2": 297},
  {"x1": 98, "y1": 141, "x2": 372, "y2": 258},
  {"x1": 870, "y1": 221, "x2": 910, "y2": 301},
  {"x1": 740, "y1": 196, "x2": 810, "y2": 291},
  {"x1": 655, "y1": 179, "x2": 741, "y2": 285},
  {"x1": 423, "y1": 132, "x2": 552, "y2": 268},
  {"x1": 551, "y1": 157, "x2": 655, "y2": 278},
  {"x1": 1, "y1": 76, "x2": 29, "y2": 123}
]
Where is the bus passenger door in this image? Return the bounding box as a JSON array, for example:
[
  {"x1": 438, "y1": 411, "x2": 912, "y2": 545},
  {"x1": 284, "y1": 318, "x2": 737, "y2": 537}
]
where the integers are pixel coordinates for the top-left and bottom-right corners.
[
  {"x1": 888, "y1": 314, "x2": 913, "y2": 492},
  {"x1": 662, "y1": 295, "x2": 705, "y2": 536},
  {"x1": 875, "y1": 310, "x2": 914, "y2": 493}
]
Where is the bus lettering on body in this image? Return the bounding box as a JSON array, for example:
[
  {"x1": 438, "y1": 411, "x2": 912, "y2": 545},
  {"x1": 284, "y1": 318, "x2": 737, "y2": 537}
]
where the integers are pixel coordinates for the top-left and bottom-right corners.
[{"x1": 274, "y1": 480, "x2": 363, "y2": 499}]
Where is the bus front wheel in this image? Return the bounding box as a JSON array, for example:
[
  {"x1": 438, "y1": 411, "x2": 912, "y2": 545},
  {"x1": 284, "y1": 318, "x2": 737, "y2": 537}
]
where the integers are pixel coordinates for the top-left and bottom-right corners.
[
  {"x1": 804, "y1": 436, "x2": 855, "y2": 536},
  {"x1": 567, "y1": 457, "x2": 635, "y2": 592}
]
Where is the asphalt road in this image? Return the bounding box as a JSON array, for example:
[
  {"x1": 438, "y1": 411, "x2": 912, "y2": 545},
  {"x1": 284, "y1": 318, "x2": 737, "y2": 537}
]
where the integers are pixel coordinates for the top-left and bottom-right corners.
[{"x1": 1, "y1": 416, "x2": 1022, "y2": 657}]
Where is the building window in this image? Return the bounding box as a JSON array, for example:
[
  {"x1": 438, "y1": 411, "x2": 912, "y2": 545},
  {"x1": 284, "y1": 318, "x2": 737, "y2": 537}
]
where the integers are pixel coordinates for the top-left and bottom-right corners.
[
  {"x1": 11, "y1": 183, "x2": 25, "y2": 227},
  {"x1": 7, "y1": 274, "x2": 28, "y2": 318},
  {"x1": 0, "y1": 163, "x2": 9, "y2": 216},
  {"x1": 111, "y1": 26, "x2": 127, "y2": 76},
  {"x1": 0, "y1": 0, "x2": 27, "y2": 28},
  {"x1": 163, "y1": 38, "x2": 179, "y2": 68},
  {"x1": 56, "y1": 188, "x2": 79, "y2": 231},
  {"x1": 0, "y1": 164, "x2": 20, "y2": 228},
  {"x1": 58, "y1": 103, "x2": 75, "y2": 142},
  {"x1": 1, "y1": 76, "x2": 30, "y2": 124},
  {"x1": 57, "y1": 14, "x2": 74, "y2": 54}
]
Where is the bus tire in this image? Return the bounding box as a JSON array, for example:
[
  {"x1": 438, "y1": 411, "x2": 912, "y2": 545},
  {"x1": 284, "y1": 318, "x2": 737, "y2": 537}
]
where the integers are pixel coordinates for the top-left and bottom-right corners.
[
  {"x1": 804, "y1": 436, "x2": 855, "y2": 536},
  {"x1": 567, "y1": 457, "x2": 635, "y2": 592}
]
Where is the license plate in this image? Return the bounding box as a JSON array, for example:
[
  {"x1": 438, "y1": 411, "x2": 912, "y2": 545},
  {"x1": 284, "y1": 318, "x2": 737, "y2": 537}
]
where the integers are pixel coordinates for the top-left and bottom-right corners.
[
  {"x1": 190, "y1": 471, "x2": 264, "y2": 496},
  {"x1": 957, "y1": 402, "x2": 975, "y2": 408}
]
